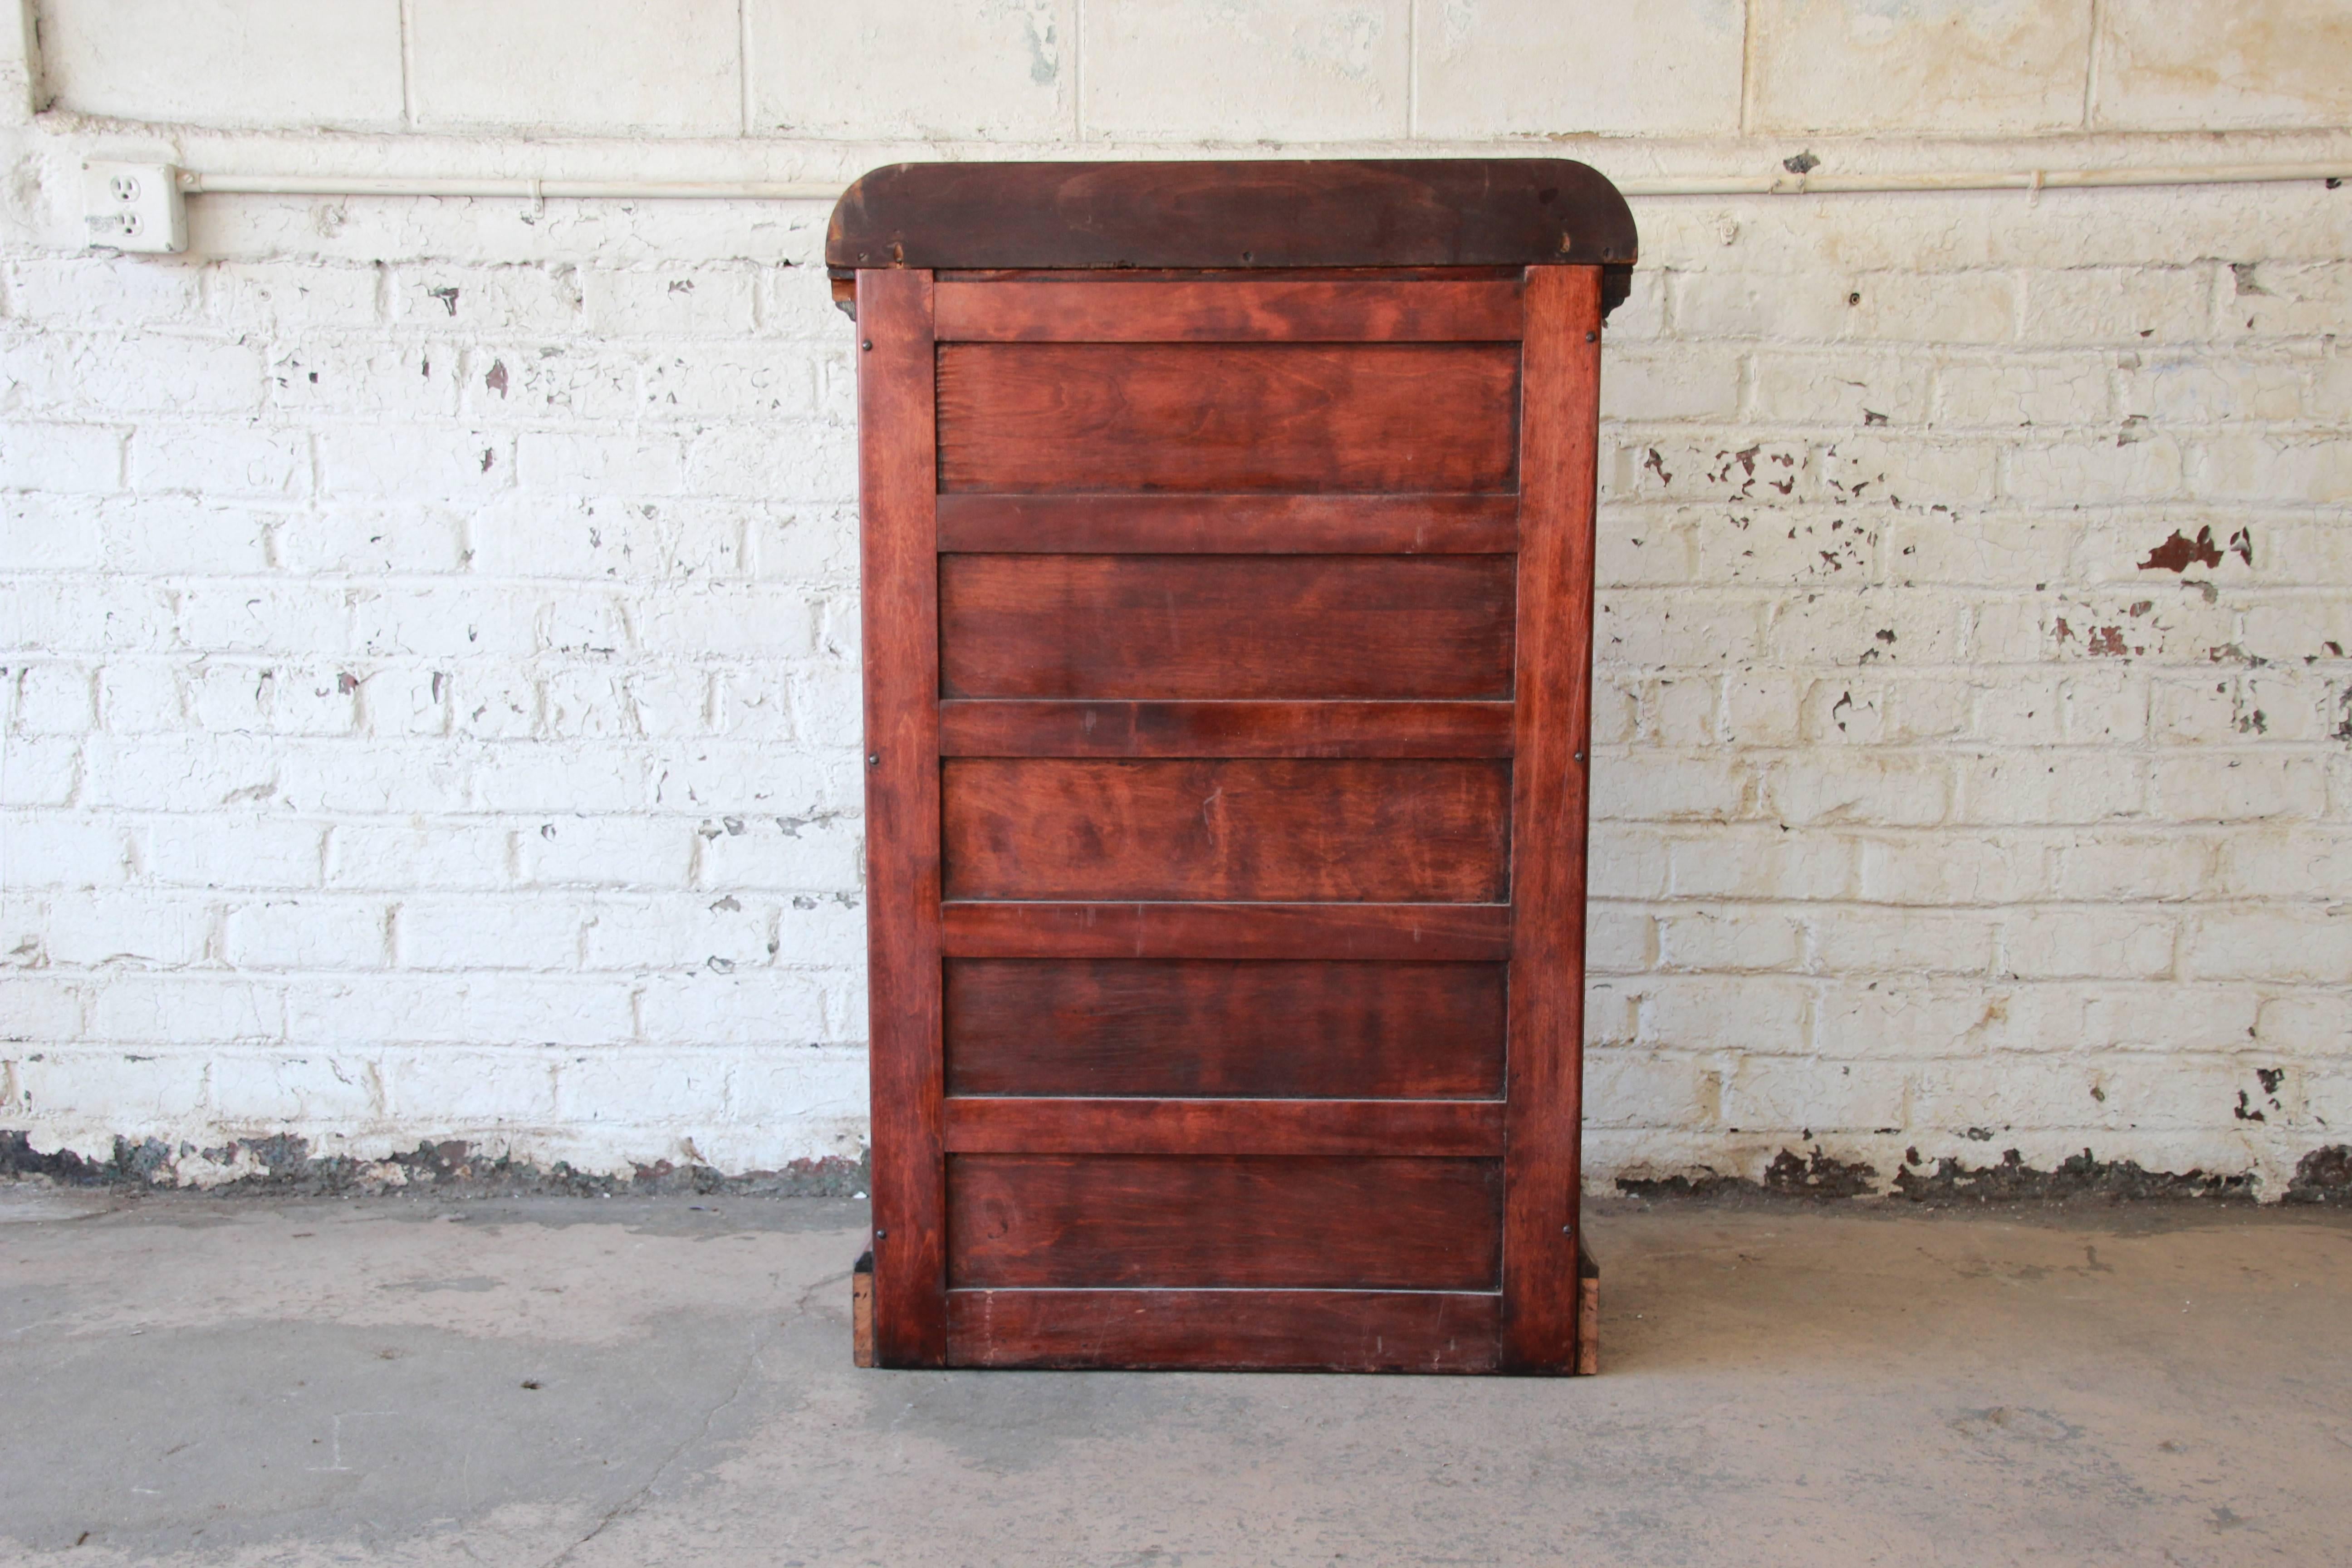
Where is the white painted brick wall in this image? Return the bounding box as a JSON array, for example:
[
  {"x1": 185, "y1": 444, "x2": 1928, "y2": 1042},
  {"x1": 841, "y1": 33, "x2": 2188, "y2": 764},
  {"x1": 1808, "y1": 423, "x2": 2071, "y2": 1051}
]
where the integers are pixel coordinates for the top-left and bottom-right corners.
[{"x1": 2, "y1": 0, "x2": 2348, "y2": 1194}]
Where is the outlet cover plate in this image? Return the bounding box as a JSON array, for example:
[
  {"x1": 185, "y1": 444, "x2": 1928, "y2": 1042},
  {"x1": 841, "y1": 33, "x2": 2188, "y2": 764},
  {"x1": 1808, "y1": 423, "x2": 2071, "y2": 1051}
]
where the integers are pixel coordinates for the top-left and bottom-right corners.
[{"x1": 83, "y1": 162, "x2": 187, "y2": 254}]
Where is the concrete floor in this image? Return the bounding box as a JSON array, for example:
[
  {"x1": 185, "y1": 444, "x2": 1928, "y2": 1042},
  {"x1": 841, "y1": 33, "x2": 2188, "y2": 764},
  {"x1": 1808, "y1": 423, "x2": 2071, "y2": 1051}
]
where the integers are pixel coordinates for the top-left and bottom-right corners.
[{"x1": 3, "y1": 1188, "x2": 2347, "y2": 1568}]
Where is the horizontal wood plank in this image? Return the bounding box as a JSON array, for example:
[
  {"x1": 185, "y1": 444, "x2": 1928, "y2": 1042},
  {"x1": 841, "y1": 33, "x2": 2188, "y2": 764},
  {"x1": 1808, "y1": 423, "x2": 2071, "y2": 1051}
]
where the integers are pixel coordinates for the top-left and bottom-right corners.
[
  {"x1": 946, "y1": 1289, "x2": 1502, "y2": 1372},
  {"x1": 934, "y1": 278, "x2": 1523, "y2": 343},
  {"x1": 947, "y1": 1153, "x2": 1502, "y2": 1290},
  {"x1": 935, "y1": 494, "x2": 1518, "y2": 554},
  {"x1": 941, "y1": 902, "x2": 1513, "y2": 960},
  {"x1": 945, "y1": 958, "x2": 1506, "y2": 1099},
  {"x1": 939, "y1": 701, "x2": 1515, "y2": 759},
  {"x1": 943, "y1": 1098, "x2": 1504, "y2": 1156},
  {"x1": 826, "y1": 158, "x2": 1637, "y2": 272},
  {"x1": 942, "y1": 758, "x2": 1510, "y2": 902},
  {"x1": 936, "y1": 343, "x2": 1518, "y2": 494},
  {"x1": 940, "y1": 555, "x2": 1514, "y2": 701}
]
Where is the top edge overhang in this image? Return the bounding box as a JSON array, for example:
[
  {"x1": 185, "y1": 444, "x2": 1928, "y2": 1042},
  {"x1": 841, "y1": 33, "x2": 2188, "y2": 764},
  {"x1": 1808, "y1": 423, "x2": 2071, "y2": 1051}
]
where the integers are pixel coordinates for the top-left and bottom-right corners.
[{"x1": 824, "y1": 159, "x2": 1637, "y2": 275}]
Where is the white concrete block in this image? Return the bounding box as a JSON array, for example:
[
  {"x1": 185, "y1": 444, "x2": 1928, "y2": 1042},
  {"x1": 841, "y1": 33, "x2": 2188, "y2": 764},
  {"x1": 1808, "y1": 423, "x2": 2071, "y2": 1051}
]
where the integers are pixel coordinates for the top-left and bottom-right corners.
[
  {"x1": 1932, "y1": 356, "x2": 2111, "y2": 428},
  {"x1": 581, "y1": 266, "x2": 760, "y2": 338},
  {"x1": 328, "y1": 823, "x2": 511, "y2": 893},
  {"x1": 1954, "y1": 754, "x2": 2146, "y2": 825},
  {"x1": 274, "y1": 505, "x2": 467, "y2": 577},
  {"x1": 463, "y1": 346, "x2": 640, "y2": 425},
  {"x1": 636, "y1": 970, "x2": 833, "y2": 1044},
  {"x1": 271, "y1": 339, "x2": 460, "y2": 419},
  {"x1": 0, "y1": 813, "x2": 133, "y2": 888},
  {"x1": 12, "y1": 1047, "x2": 211, "y2": 1129},
  {"x1": 6, "y1": 258, "x2": 202, "y2": 327},
  {"x1": 0, "y1": 736, "x2": 78, "y2": 806},
  {"x1": 209, "y1": 1051, "x2": 385, "y2": 1128},
  {"x1": 401, "y1": 897, "x2": 583, "y2": 971},
  {"x1": 1812, "y1": 906, "x2": 1999, "y2": 976},
  {"x1": 89, "y1": 976, "x2": 282, "y2": 1044},
  {"x1": 142, "y1": 817, "x2": 325, "y2": 891},
  {"x1": 132, "y1": 424, "x2": 310, "y2": 498},
  {"x1": 640, "y1": 343, "x2": 818, "y2": 423},
  {"x1": 1657, "y1": 908, "x2": 1803, "y2": 974},
  {"x1": 36, "y1": 0, "x2": 404, "y2": 129},
  {"x1": 379, "y1": 1047, "x2": 561, "y2": 1122},
  {"x1": 288, "y1": 975, "x2": 634, "y2": 1047},
  {"x1": 2185, "y1": 909, "x2": 2352, "y2": 984},
  {"x1": 8, "y1": 662, "x2": 95, "y2": 735},
  {"x1": 2001, "y1": 908, "x2": 2177, "y2": 980},
  {"x1": 1414, "y1": 0, "x2": 1744, "y2": 137},
  {"x1": 751, "y1": 0, "x2": 1071, "y2": 137},
  {"x1": 518, "y1": 815, "x2": 697, "y2": 889},
  {"x1": 224, "y1": 897, "x2": 391, "y2": 970},
  {"x1": 2221, "y1": 263, "x2": 2352, "y2": 340},
  {"x1": 2151, "y1": 754, "x2": 2328, "y2": 824},
  {"x1": 0, "y1": 495, "x2": 103, "y2": 572},
  {"x1": 1722, "y1": 1055, "x2": 1907, "y2": 1133},
  {"x1": 206, "y1": 264, "x2": 384, "y2": 332},
  {"x1": 2003, "y1": 436, "x2": 2185, "y2": 505},
  {"x1": 3, "y1": 332, "x2": 267, "y2": 417},
  {"x1": 2095, "y1": 0, "x2": 2352, "y2": 131},
  {"x1": 2021, "y1": 267, "x2": 2216, "y2": 346},
  {"x1": 321, "y1": 427, "x2": 510, "y2": 502},
  {"x1": 1750, "y1": 0, "x2": 2096, "y2": 133},
  {"x1": 408, "y1": 0, "x2": 743, "y2": 136},
  {"x1": 579, "y1": 893, "x2": 774, "y2": 972},
  {"x1": 1082, "y1": 0, "x2": 1408, "y2": 142},
  {"x1": 97, "y1": 496, "x2": 274, "y2": 576},
  {"x1": 0, "y1": 421, "x2": 125, "y2": 493},
  {"x1": 696, "y1": 811, "x2": 861, "y2": 892}
]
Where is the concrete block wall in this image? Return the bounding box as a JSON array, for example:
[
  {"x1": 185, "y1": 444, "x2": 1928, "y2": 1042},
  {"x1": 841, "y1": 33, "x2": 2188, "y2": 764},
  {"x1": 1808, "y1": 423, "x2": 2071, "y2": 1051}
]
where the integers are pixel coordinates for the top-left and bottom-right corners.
[{"x1": 2, "y1": 0, "x2": 2348, "y2": 1194}]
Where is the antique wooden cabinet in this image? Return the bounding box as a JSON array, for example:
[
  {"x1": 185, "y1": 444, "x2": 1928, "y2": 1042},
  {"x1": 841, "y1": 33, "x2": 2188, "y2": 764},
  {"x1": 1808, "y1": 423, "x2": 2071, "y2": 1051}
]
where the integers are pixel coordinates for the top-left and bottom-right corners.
[{"x1": 830, "y1": 161, "x2": 1635, "y2": 1374}]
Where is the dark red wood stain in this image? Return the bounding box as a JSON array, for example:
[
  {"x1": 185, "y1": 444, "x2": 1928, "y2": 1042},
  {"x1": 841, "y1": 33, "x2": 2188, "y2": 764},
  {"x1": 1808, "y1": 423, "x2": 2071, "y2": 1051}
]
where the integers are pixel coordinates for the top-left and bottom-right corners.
[
  {"x1": 936, "y1": 493, "x2": 1517, "y2": 555},
  {"x1": 936, "y1": 343, "x2": 1519, "y2": 494},
  {"x1": 941, "y1": 1097, "x2": 1505, "y2": 1157},
  {"x1": 935, "y1": 278, "x2": 1524, "y2": 343},
  {"x1": 946, "y1": 1289, "x2": 1502, "y2": 1372},
  {"x1": 946, "y1": 1154, "x2": 1503, "y2": 1290},
  {"x1": 941, "y1": 758, "x2": 1511, "y2": 902},
  {"x1": 945, "y1": 958, "x2": 1505, "y2": 1098},
  {"x1": 1500, "y1": 264, "x2": 1603, "y2": 1374},
  {"x1": 855, "y1": 268, "x2": 949, "y2": 1367},
  {"x1": 938, "y1": 700, "x2": 1515, "y2": 760},
  {"x1": 939, "y1": 900, "x2": 1514, "y2": 961},
  {"x1": 844, "y1": 161, "x2": 1625, "y2": 1372},
  {"x1": 940, "y1": 554, "x2": 1514, "y2": 700}
]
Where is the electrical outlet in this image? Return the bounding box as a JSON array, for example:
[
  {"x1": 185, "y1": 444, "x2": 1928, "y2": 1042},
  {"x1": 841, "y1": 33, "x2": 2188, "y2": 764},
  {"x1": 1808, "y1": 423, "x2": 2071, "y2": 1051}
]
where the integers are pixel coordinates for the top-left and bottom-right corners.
[{"x1": 83, "y1": 162, "x2": 187, "y2": 254}]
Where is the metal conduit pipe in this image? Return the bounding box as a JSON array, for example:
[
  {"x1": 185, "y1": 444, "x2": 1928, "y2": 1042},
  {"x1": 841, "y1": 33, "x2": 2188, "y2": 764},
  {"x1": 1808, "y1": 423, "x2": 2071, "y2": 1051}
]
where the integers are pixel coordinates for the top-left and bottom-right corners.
[{"x1": 175, "y1": 162, "x2": 2352, "y2": 204}]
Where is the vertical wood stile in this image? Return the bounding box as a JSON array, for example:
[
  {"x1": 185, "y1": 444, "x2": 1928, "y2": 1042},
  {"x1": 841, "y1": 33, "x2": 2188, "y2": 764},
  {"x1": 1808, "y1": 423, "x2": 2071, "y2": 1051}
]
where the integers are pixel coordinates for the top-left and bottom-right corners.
[
  {"x1": 858, "y1": 268, "x2": 948, "y2": 1367},
  {"x1": 1502, "y1": 265, "x2": 1604, "y2": 1373}
]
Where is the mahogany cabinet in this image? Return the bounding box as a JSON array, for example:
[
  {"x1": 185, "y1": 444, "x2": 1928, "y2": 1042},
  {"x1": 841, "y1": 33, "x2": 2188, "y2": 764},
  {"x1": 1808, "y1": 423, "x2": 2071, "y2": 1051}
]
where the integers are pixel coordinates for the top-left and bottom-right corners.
[{"x1": 829, "y1": 161, "x2": 1636, "y2": 1374}]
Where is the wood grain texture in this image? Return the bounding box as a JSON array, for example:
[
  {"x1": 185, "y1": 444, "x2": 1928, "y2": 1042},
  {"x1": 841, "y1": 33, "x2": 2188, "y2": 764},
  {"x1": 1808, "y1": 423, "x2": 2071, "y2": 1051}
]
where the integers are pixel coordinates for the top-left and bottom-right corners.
[
  {"x1": 1577, "y1": 1238, "x2": 1601, "y2": 1377},
  {"x1": 941, "y1": 1098, "x2": 1505, "y2": 1157},
  {"x1": 855, "y1": 267, "x2": 948, "y2": 1368},
  {"x1": 1502, "y1": 264, "x2": 1604, "y2": 1375},
  {"x1": 947, "y1": 1154, "x2": 1503, "y2": 1289},
  {"x1": 938, "y1": 701, "x2": 1516, "y2": 759},
  {"x1": 939, "y1": 554, "x2": 1514, "y2": 701},
  {"x1": 936, "y1": 343, "x2": 1518, "y2": 493},
  {"x1": 934, "y1": 278, "x2": 1523, "y2": 342},
  {"x1": 936, "y1": 493, "x2": 1517, "y2": 554},
  {"x1": 941, "y1": 901, "x2": 1514, "y2": 961},
  {"x1": 826, "y1": 159, "x2": 1638, "y2": 271},
  {"x1": 945, "y1": 958, "x2": 1505, "y2": 1098},
  {"x1": 945, "y1": 1289, "x2": 1502, "y2": 1372},
  {"x1": 941, "y1": 758, "x2": 1511, "y2": 902}
]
